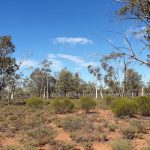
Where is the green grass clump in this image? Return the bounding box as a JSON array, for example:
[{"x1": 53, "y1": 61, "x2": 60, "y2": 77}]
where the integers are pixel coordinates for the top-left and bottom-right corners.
[
  {"x1": 111, "y1": 98, "x2": 138, "y2": 117},
  {"x1": 121, "y1": 126, "x2": 138, "y2": 140},
  {"x1": 80, "y1": 96, "x2": 96, "y2": 113},
  {"x1": 51, "y1": 98, "x2": 74, "y2": 113},
  {"x1": 55, "y1": 116, "x2": 85, "y2": 132},
  {"x1": 26, "y1": 97, "x2": 43, "y2": 108},
  {"x1": 104, "y1": 96, "x2": 116, "y2": 105},
  {"x1": 136, "y1": 96, "x2": 150, "y2": 116},
  {"x1": 111, "y1": 139, "x2": 134, "y2": 150}
]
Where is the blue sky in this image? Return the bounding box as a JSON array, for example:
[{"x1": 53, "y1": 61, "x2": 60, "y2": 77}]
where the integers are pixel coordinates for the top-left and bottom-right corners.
[{"x1": 0, "y1": 0, "x2": 149, "y2": 82}]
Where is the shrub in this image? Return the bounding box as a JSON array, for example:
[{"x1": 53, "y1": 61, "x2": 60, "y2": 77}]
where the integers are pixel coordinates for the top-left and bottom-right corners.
[
  {"x1": 51, "y1": 98, "x2": 74, "y2": 113},
  {"x1": 111, "y1": 139, "x2": 134, "y2": 150},
  {"x1": 136, "y1": 96, "x2": 150, "y2": 116},
  {"x1": 111, "y1": 98, "x2": 138, "y2": 117},
  {"x1": 121, "y1": 126, "x2": 138, "y2": 140},
  {"x1": 107, "y1": 123, "x2": 117, "y2": 131},
  {"x1": 98, "y1": 133, "x2": 108, "y2": 142},
  {"x1": 1, "y1": 145, "x2": 22, "y2": 150},
  {"x1": 130, "y1": 120, "x2": 147, "y2": 134},
  {"x1": 26, "y1": 97, "x2": 43, "y2": 108},
  {"x1": 141, "y1": 147, "x2": 150, "y2": 150},
  {"x1": 80, "y1": 96, "x2": 96, "y2": 113},
  {"x1": 105, "y1": 96, "x2": 116, "y2": 105},
  {"x1": 26, "y1": 126, "x2": 55, "y2": 145},
  {"x1": 55, "y1": 116, "x2": 85, "y2": 132}
]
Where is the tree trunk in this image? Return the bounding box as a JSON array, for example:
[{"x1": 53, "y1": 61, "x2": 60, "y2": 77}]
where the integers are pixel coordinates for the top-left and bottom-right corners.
[
  {"x1": 43, "y1": 87, "x2": 46, "y2": 99},
  {"x1": 95, "y1": 86, "x2": 98, "y2": 99},
  {"x1": 141, "y1": 86, "x2": 144, "y2": 97},
  {"x1": 47, "y1": 78, "x2": 49, "y2": 99},
  {"x1": 100, "y1": 89, "x2": 104, "y2": 99}
]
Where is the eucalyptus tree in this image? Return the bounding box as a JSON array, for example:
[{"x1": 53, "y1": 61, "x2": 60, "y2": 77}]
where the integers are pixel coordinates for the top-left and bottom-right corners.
[
  {"x1": 110, "y1": 0, "x2": 150, "y2": 67},
  {"x1": 88, "y1": 65, "x2": 104, "y2": 99},
  {"x1": 55, "y1": 69, "x2": 74, "y2": 97},
  {"x1": 0, "y1": 36, "x2": 19, "y2": 99},
  {"x1": 125, "y1": 68, "x2": 143, "y2": 96}
]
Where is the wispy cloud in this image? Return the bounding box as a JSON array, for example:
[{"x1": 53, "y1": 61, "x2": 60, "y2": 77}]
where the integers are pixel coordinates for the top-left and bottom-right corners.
[
  {"x1": 48, "y1": 53, "x2": 98, "y2": 70},
  {"x1": 47, "y1": 55, "x2": 63, "y2": 71},
  {"x1": 20, "y1": 60, "x2": 39, "y2": 68},
  {"x1": 127, "y1": 26, "x2": 146, "y2": 39},
  {"x1": 57, "y1": 54, "x2": 85, "y2": 64},
  {"x1": 53, "y1": 37, "x2": 93, "y2": 45}
]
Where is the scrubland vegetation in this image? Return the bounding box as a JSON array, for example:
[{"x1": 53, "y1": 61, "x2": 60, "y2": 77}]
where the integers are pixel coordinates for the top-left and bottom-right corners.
[
  {"x1": 0, "y1": 0, "x2": 150, "y2": 149},
  {"x1": 0, "y1": 96, "x2": 150, "y2": 150}
]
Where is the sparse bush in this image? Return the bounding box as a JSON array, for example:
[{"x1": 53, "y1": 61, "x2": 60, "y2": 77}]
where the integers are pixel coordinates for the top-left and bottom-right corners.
[
  {"x1": 107, "y1": 123, "x2": 117, "y2": 131},
  {"x1": 80, "y1": 96, "x2": 96, "y2": 113},
  {"x1": 121, "y1": 126, "x2": 138, "y2": 140},
  {"x1": 55, "y1": 116, "x2": 85, "y2": 132},
  {"x1": 1, "y1": 145, "x2": 22, "y2": 150},
  {"x1": 141, "y1": 147, "x2": 150, "y2": 150},
  {"x1": 51, "y1": 98, "x2": 74, "y2": 113},
  {"x1": 111, "y1": 98, "x2": 138, "y2": 117},
  {"x1": 50, "y1": 140, "x2": 76, "y2": 150},
  {"x1": 130, "y1": 120, "x2": 147, "y2": 134},
  {"x1": 26, "y1": 97, "x2": 43, "y2": 108},
  {"x1": 98, "y1": 133, "x2": 108, "y2": 142},
  {"x1": 26, "y1": 126, "x2": 55, "y2": 145},
  {"x1": 83, "y1": 142, "x2": 94, "y2": 150},
  {"x1": 136, "y1": 96, "x2": 150, "y2": 116},
  {"x1": 105, "y1": 96, "x2": 116, "y2": 105},
  {"x1": 111, "y1": 139, "x2": 134, "y2": 150}
]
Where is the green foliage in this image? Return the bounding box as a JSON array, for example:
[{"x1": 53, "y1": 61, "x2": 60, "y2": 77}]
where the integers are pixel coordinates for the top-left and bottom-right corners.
[
  {"x1": 111, "y1": 98, "x2": 138, "y2": 117},
  {"x1": 107, "y1": 123, "x2": 117, "y2": 131},
  {"x1": 98, "y1": 133, "x2": 108, "y2": 142},
  {"x1": 51, "y1": 98, "x2": 74, "y2": 113},
  {"x1": 104, "y1": 96, "x2": 116, "y2": 105},
  {"x1": 80, "y1": 96, "x2": 96, "y2": 113},
  {"x1": 55, "y1": 69, "x2": 74, "y2": 97},
  {"x1": 136, "y1": 96, "x2": 150, "y2": 116},
  {"x1": 55, "y1": 116, "x2": 85, "y2": 132},
  {"x1": 111, "y1": 139, "x2": 134, "y2": 150},
  {"x1": 141, "y1": 147, "x2": 150, "y2": 150},
  {"x1": 26, "y1": 126, "x2": 55, "y2": 145},
  {"x1": 26, "y1": 97, "x2": 43, "y2": 108},
  {"x1": 121, "y1": 126, "x2": 138, "y2": 140},
  {"x1": 1, "y1": 145, "x2": 22, "y2": 150}
]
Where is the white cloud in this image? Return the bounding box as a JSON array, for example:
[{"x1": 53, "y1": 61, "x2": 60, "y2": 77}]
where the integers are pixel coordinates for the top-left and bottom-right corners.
[
  {"x1": 57, "y1": 54, "x2": 85, "y2": 64},
  {"x1": 47, "y1": 53, "x2": 98, "y2": 70},
  {"x1": 47, "y1": 55, "x2": 63, "y2": 71},
  {"x1": 127, "y1": 26, "x2": 147, "y2": 39},
  {"x1": 54, "y1": 37, "x2": 93, "y2": 45},
  {"x1": 20, "y1": 60, "x2": 39, "y2": 68},
  {"x1": 48, "y1": 54, "x2": 57, "y2": 59}
]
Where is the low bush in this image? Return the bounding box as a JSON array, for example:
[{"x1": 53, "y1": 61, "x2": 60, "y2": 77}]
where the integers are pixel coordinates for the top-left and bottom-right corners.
[
  {"x1": 26, "y1": 97, "x2": 43, "y2": 108},
  {"x1": 107, "y1": 123, "x2": 117, "y2": 131},
  {"x1": 111, "y1": 139, "x2": 134, "y2": 150},
  {"x1": 98, "y1": 133, "x2": 108, "y2": 142},
  {"x1": 111, "y1": 98, "x2": 138, "y2": 117},
  {"x1": 80, "y1": 96, "x2": 96, "y2": 113},
  {"x1": 55, "y1": 116, "x2": 85, "y2": 132},
  {"x1": 121, "y1": 126, "x2": 138, "y2": 140},
  {"x1": 136, "y1": 96, "x2": 150, "y2": 116},
  {"x1": 130, "y1": 120, "x2": 147, "y2": 134},
  {"x1": 141, "y1": 147, "x2": 150, "y2": 150},
  {"x1": 26, "y1": 126, "x2": 55, "y2": 145},
  {"x1": 1, "y1": 145, "x2": 22, "y2": 150},
  {"x1": 51, "y1": 98, "x2": 74, "y2": 113},
  {"x1": 104, "y1": 96, "x2": 116, "y2": 105}
]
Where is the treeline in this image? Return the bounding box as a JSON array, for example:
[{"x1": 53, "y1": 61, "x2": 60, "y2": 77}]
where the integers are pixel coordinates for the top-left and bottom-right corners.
[
  {"x1": 0, "y1": 0, "x2": 150, "y2": 103},
  {"x1": 0, "y1": 35, "x2": 150, "y2": 104}
]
